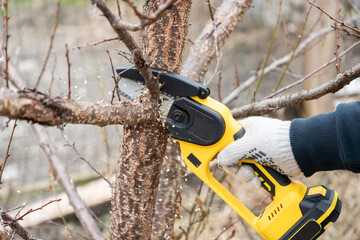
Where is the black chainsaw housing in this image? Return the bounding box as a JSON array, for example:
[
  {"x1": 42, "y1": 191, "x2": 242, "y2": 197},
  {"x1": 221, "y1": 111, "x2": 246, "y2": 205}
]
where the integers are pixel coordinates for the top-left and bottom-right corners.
[{"x1": 167, "y1": 97, "x2": 225, "y2": 146}]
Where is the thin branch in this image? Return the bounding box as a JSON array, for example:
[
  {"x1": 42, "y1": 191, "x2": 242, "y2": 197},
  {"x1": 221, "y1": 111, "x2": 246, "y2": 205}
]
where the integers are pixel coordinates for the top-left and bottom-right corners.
[
  {"x1": 272, "y1": 1, "x2": 312, "y2": 92},
  {"x1": 266, "y1": 40, "x2": 360, "y2": 99},
  {"x1": 307, "y1": 0, "x2": 360, "y2": 34},
  {"x1": 0, "y1": 119, "x2": 17, "y2": 184},
  {"x1": 9, "y1": 199, "x2": 61, "y2": 222},
  {"x1": 65, "y1": 44, "x2": 71, "y2": 99},
  {"x1": 106, "y1": 50, "x2": 121, "y2": 104},
  {"x1": 222, "y1": 26, "x2": 333, "y2": 105},
  {"x1": 3, "y1": 0, "x2": 9, "y2": 88},
  {"x1": 110, "y1": 0, "x2": 178, "y2": 31},
  {"x1": 48, "y1": 56, "x2": 57, "y2": 96},
  {"x1": 231, "y1": 63, "x2": 360, "y2": 118},
  {"x1": 62, "y1": 133, "x2": 112, "y2": 186},
  {"x1": 74, "y1": 37, "x2": 119, "y2": 50},
  {"x1": 33, "y1": 0, "x2": 60, "y2": 90},
  {"x1": 116, "y1": 0, "x2": 121, "y2": 17},
  {"x1": 335, "y1": 0, "x2": 341, "y2": 74},
  {"x1": 333, "y1": 24, "x2": 360, "y2": 38},
  {"x1": 252, "y1": 0, "x2": 282, "y2": 102}
]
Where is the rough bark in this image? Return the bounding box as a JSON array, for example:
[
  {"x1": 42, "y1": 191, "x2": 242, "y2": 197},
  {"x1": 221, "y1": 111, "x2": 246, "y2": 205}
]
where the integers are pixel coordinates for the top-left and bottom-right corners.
[
  {"x1": 151, "y1": 141, "x2": 183, "y2": 240},
  {"x1": 110, "y1": 122, "x2": 168, "y2": 239},
  {"x1": 110, "y1": 1, "x2": 192, "y2": 238},
  {"x1": 143, "y1": 0, "x2": 192, "y2": 73},
  {"x1": 141, "y1": 1, "x2": 192, "y2": 239},
  {"x1": 0, "y1": 88, "x2": 156, "y2": 126}
]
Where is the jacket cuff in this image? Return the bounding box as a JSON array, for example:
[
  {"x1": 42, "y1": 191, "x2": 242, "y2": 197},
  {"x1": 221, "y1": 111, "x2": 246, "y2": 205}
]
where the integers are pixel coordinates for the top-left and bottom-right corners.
[{"x1": 290, "y1": 112, "x2": 344, "y2": 177}]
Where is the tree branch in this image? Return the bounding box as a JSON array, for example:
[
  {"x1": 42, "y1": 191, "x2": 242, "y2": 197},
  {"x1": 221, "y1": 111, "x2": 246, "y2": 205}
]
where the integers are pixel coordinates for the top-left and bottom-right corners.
[
  {"x1": 231, "y1": 63, "x2": 360, "y2": 118},
  {"x1": 0, "y1": 88, "x2": 157, "y2": 126},
  {"x1": 180, "y1": 0, "x2": 253, "y2": 82},
  {"x1": 91, "y1": 0, "x2": 160, "y2": 101}
]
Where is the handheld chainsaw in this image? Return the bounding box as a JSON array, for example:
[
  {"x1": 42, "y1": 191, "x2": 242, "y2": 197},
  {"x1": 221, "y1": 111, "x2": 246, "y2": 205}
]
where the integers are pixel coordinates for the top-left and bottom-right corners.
[{"x1": 116, "y1": 66, "x2": 341, "y2": 240}]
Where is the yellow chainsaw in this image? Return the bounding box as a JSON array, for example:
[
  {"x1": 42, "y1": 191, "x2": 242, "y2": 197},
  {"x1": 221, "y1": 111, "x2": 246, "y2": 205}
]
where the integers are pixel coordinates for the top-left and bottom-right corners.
[{"x1": 116, "y1": 66, "x2": 341, "y2": 240}]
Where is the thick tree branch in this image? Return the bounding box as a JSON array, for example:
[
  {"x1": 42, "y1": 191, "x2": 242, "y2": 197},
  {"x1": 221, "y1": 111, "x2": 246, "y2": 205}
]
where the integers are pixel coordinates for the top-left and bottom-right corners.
[
  {"x1": 231, "y1": 63, "x2": 360, "y2": 118},
  {"x1": 180, "y1": 0, "x2": 253, "y2": 82},
  {"x1": 0, "y1": 88, "x2": 157, "y2": 126}
]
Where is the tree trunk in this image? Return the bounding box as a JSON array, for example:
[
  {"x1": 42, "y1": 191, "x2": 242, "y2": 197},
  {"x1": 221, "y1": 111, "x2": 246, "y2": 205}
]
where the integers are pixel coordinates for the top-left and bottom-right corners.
[
  {"x1": 143, "y1": 1, "x2": 192, "y2": 239},
  {"x1": 110, "y1": 1, "x2": 192, "y2": 239},
  {"x1": 110, "y1": 122, "x2": 168, "y2": 239}
]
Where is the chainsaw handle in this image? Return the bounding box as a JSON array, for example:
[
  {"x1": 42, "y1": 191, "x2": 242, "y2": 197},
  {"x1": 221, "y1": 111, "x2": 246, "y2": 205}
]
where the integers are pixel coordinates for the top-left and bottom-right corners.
[{"x1": 239, "y1": 161, "x2": 291, "y2": 196}]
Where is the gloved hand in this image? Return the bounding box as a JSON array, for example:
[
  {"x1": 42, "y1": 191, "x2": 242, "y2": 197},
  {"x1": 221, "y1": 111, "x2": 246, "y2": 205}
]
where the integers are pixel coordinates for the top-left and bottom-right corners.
[{"x1": 217, "y1": 117, "x2": 302, "y2": 190}]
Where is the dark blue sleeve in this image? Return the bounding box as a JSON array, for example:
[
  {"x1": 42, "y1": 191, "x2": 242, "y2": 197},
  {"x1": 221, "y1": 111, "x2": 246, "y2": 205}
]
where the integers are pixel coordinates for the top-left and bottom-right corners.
[{"x1": 290, "y1": 102, "x2": 360, "y2": 177}]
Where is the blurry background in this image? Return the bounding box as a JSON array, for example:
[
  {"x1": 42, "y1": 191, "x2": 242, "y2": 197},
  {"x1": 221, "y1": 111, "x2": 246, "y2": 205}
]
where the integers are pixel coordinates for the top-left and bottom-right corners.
[{"x1": 0, "y1": 0, "x2": 360, "y2": 239}]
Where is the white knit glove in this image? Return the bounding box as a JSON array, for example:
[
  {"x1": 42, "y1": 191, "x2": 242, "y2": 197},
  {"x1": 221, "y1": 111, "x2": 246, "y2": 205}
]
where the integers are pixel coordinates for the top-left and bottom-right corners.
[{"x1": 217, "y1": 117, "x2": 301, "y2": 190}]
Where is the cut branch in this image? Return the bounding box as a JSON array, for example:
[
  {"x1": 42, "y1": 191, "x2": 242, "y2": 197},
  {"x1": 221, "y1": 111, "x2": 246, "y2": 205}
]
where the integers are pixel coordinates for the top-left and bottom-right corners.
[
  {"x1": 0, "y1": 88, "x2": 157, "y2": 126},
  {"x1": 231, "y1": 63, "x2": 360, "y2": 118}
]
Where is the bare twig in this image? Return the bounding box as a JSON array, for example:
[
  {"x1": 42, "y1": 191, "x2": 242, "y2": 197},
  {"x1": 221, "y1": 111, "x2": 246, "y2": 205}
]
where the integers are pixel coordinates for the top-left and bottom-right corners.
[
  {"x1": 33, "y1": 0, "x2": 60, "y2": 90},
  {"x1": 106, "y1": 50, "x2": 121, "y2": 104},
  {"x1": 9, "y1": 199, "x2": 61, "y2": 222},
  {"x1": 0, "y1": 119, "x2": 17, "y2": 184},
  {"x1": 334, "y1": 0, "x2": 341, "y2": 74},
  {"x1": 266, "y1": 40, "x2": 360, "y2": 99},
  {"x1": 3, "y1": 0, "x2": 9, "y2": 88},
  {"x1": 307, "y1": 0, "x2": 360, "y2": 34},
  {"x1": 113, "y1": 0, "x2": 178, "y2": 31},
  {"x1": 62, "y1": 132, "x2": 112, "y2": 186},
  {"x1": 333, "y1": 25, "x2": 360, "y2": 38},
  {"x1": 116, "y1": 0, "x2": 121, "y2": 17},
  {"x1": 74, "y1": 37, "x2": 119, "y2": 50},
  {"x1": 252, "y1": 0, "x2": 282, "y2": 102},
  {"x1": 273, "y1": 1, "x2": 312, "y2": 92},
  {"x1": 48, "y1": 56, "x2": 57, "y2": 96},
  {"x1": 65, "y1": 44, "x2": 71, "y2": 99},
  {"x1": 222, "y1": 27, "x2": 333, "y2": 105},
  {"x1": 218, "y1": 61, "x2": 223, "y2": 102},
  {"x1": 231, "y1": 63, "x2": 360, "y2": 118},
  {"x1": 232, "y1": 64, "x2": 241, "y2": 90}
]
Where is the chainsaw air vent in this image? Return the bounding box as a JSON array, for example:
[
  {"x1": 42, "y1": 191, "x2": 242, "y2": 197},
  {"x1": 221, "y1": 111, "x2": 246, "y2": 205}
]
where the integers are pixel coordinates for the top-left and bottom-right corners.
[{"x1": 267, "y1": 203, "x2": 284, "y2": 221}]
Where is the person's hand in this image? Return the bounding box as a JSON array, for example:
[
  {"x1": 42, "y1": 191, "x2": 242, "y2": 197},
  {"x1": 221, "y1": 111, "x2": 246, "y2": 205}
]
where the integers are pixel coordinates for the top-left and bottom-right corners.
[{"x1": 217, "y1": 117, "x2": 301, "y2": 190}]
